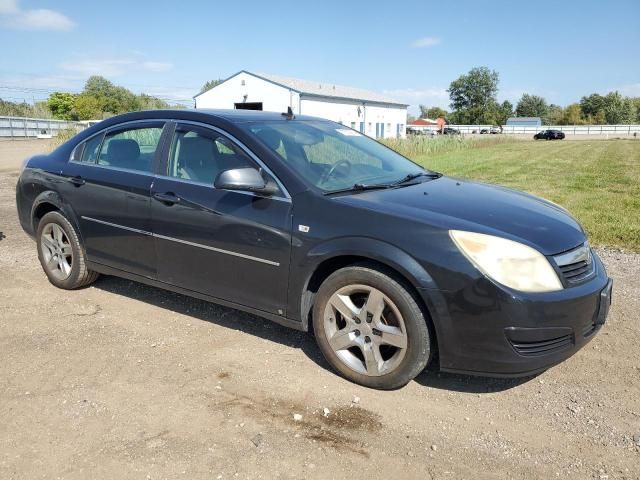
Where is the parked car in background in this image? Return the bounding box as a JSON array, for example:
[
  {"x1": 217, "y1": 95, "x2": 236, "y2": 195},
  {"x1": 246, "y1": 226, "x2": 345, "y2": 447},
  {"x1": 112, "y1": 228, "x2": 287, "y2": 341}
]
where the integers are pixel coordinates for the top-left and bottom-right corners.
[
  {"x1": 16, "y1": 109, "x2": 611, "y2": 390},
  {"x1": 479, "y1": 128, "x2": 489, "y2": 134},
  {"x1": 441, "y1": 127, "x2": 461, "y2": 135},
  {"x1": 534, "y1": 129, "x2": 565, "y2": 140},
  {"x1": 490, "y1": 126, "x2": 502, "y2": 134},
  {"x1": 407, "y1": 128, "x2": 436, "y2": 137}
]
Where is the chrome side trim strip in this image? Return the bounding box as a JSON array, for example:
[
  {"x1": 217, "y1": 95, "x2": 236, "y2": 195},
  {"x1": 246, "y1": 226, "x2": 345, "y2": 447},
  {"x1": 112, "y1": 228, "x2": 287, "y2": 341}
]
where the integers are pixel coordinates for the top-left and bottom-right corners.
[
  {"x1": 153, "y1": 233, "x2": 280, "y2": 266},
  {"x1": 81, "y1": 216, "x2": 151, "y2": 235},
  {"x1": 81, "y1": 216, "x2": 280, "y2": 267}
]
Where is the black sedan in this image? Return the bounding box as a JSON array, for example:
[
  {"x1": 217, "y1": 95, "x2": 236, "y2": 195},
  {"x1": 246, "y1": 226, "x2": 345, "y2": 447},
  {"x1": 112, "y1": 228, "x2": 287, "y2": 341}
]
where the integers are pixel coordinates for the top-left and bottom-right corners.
[
  {"x1": 534, "y1": 129, "x2": 565, "y2": 140},
  {"x1": 16, "y1": 110, "x2": 611, "y2": 389}
]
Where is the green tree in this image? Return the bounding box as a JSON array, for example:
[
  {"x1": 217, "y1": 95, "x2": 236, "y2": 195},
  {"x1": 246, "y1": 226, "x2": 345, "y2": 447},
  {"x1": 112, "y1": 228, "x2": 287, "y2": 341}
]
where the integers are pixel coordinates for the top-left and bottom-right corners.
[
  {"x1": 603, "y1": 91, "x2": 634, "y2": 124},
  {"x1": 73, "y1": 94, "x2": 105, "y2": 120},
  {"x1": 447, "y1": 67, "x2": 500, "y2": 124},
  {"x1": 418, "y1": 105, "x2": 448, "y2": 119},
  {"x1": 631, "y1": 98, "x2": 640, "y2": 123},
  {"x1": 83, "y1": 76, "x2": 139, "y2": 114},
  {"x1": 47, "y1": 92, "x2": 76, "y2": 120},
  {"x1": 580, "y1": 94, "x2": 605, "y2": 120},
  {"x1": 200, "y1": 79, "x2": 223, "y2": 94},
  {"x1": 547, "y1": 104, "x2": 564, "y2": 125},
  {"x1": 515, "y1": 94, "x2": 549, "y2": 122},
  {"x1": 495, "y1": 100, "x2": 513, "y2": 125},
  {"x1": 559, "y1": 104, "x2": 585, "y2": 125},
  {"x1": 137, "y1": 94, "x2": 171, "y2": 110}
]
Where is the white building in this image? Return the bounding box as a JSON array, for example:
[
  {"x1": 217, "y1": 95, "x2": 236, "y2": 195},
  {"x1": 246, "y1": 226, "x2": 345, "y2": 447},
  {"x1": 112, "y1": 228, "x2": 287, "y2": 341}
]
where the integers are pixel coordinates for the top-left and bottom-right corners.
[{"x1": 194, "y1": 71, "x2": 408, "y2": 139}]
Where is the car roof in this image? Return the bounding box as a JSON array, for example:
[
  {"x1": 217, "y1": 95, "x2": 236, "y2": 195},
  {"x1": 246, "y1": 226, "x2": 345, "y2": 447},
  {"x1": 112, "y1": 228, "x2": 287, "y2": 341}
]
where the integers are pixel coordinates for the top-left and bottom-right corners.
[{"x1": 104, "y1": 108, "x2": 324, "y2": 124}]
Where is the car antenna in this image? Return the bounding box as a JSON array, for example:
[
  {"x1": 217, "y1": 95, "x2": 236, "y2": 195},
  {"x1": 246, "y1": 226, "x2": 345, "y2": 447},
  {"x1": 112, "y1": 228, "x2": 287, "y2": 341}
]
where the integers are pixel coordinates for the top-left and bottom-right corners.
[{"x1": 281, "y1": 106, "x2": 295, "y2": 120}]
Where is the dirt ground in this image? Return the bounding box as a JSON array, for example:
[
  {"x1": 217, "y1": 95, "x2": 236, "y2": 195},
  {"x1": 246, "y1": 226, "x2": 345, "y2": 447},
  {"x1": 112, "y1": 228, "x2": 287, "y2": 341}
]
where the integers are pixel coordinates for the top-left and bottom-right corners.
[{"x1": 1, "y1": 140, "x2": 639, "y2": 479}]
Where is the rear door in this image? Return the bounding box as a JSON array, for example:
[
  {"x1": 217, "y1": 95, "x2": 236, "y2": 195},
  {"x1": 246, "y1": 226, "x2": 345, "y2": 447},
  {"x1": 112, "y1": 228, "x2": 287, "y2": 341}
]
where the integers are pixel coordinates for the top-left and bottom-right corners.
[
  {"x1": 60, "y1": 121, "x2": 165, "y2": 278},
  {"x1": 150, "y1": 122, "x2": 292, "y2": 315}
]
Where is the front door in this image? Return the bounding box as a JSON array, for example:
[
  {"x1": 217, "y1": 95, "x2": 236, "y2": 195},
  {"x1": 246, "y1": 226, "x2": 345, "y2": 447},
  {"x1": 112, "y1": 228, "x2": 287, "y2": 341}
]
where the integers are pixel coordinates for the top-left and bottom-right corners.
[
  {"x1": 150, "y1": 122, "x2": 292, "y2": 315},
  {"x1": 60, "y1": 121, "x2": 165, "y2": 278}
]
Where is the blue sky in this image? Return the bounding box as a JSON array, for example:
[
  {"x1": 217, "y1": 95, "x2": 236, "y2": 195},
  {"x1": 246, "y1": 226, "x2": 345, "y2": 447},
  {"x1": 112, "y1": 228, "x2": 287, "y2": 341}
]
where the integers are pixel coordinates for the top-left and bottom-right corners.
[{"x1": 1, "y1": 0, "x2": 638, "y2": 114}]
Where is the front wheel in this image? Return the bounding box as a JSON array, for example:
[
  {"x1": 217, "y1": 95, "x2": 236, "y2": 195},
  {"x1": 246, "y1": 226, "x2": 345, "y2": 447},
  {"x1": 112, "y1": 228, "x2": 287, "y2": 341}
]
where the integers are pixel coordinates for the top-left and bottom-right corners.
[{"x1": 312, "y1": 265, "x2": 431, "y2": 389}]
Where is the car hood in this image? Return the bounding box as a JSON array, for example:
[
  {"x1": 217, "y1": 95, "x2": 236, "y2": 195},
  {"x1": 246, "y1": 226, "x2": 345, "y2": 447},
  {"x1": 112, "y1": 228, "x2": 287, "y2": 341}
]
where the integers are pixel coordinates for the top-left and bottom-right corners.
[{"x1": 334, "y1": 176, "x2": 585, "y2": 255}]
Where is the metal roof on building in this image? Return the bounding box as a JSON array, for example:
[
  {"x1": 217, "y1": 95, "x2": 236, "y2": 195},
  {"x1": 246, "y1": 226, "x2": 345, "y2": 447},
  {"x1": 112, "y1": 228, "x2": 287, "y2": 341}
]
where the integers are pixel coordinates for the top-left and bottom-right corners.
[{"x1": 195, "y1": 70, "x2": 408, "y2": 106}]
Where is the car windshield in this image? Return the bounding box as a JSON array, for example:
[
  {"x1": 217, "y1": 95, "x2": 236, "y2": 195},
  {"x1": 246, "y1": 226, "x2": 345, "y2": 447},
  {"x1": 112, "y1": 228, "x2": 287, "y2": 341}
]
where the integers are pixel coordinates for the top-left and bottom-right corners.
[{"x1": 242, "y1": 120, "x2": 429, "y2": 193}]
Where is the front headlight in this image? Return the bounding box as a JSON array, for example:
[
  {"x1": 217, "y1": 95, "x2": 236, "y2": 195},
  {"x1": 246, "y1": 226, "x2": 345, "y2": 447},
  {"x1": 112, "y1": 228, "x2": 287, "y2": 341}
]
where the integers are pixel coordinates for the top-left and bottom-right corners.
[{"x1": 449, "y1": 230, "x2": 563, "y2": 293}]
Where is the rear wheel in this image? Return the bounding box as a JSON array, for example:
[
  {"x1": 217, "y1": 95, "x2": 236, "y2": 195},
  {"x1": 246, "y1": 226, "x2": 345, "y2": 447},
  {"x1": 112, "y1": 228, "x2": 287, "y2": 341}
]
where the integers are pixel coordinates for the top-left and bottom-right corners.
[
  {"x1": 36, "y1": 211, "x2": 99, "y2": 289},
  {"x1": 313, "y1": 265, "x2": 431, "y2": 389}
]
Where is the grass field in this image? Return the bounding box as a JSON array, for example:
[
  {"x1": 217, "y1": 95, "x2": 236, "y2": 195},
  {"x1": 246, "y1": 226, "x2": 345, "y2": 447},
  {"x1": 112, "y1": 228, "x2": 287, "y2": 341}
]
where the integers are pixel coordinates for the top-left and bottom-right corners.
[{"x1": 385, "y1": 137, "x2": 640, "y2": 251}]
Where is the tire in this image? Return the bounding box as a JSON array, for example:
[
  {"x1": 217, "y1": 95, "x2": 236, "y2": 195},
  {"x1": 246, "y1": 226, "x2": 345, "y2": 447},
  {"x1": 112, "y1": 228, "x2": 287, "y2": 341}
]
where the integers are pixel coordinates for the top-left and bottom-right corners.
[
  {"x1": 36, "y1": 211, "x2": 99, "y2": 289},
  {"x1": 312, "y1": 264, "x2": 431, "y2": 390}
]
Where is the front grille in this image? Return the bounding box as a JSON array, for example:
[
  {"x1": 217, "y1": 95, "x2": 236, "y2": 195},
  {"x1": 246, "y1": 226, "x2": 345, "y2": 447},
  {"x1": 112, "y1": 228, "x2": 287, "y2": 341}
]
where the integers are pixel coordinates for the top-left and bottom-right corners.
[
  {"x1": 510, "y1": 334, "x2": 574, "y2": 357},
  {"x1": 553, "y1": 243, "x2": 595, "y2": 285},
  {"x1": 559, "y1": 260, "x2": 593, "y2": 283}
]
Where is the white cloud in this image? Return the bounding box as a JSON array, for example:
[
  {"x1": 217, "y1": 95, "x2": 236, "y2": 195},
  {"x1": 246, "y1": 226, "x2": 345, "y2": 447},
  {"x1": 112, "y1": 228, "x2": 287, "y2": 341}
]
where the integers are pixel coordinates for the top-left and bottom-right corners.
[
  {"x1": 60, "y1": 55, "x2": 174, "y2": 78},
  {"x1": 384, "y1": 87, "x2": 449, "y2": 113},
  {"x1": 0, "y1": 0, "x2": 18, "y2": 15},
  {"x1": 61, "y1": 58, "x2": 136, "y2": 77},
  {"x1": 141, "y1": 61, "x2": 173, "y2": 73},
  {"x1": 0, "y1": 1, "x2": 74, "y2": 31},
  {"x1": 411, "y1": 36, "x2": 441, "y2": 48},
  {"x1": 14, "y1": 8, "x2": 74, "y2": 31}
]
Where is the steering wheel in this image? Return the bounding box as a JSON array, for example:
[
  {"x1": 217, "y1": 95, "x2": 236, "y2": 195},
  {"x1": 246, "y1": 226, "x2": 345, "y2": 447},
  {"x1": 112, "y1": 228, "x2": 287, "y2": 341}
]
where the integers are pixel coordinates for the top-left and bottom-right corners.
[{"x1": 319, "y1": 159, "x2": 352, "y2": 185}]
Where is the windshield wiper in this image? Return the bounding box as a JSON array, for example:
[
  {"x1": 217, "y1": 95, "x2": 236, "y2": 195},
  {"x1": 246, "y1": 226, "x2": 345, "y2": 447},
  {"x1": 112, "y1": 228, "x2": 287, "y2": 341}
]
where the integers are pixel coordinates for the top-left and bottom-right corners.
[
  {"x1": 324, "y1": 183, "x2": 392, "y2": 195},
  {"x1": 324, "y1": 172, "x2": 442, "y2": 196},
  {"x1": 390, "y1": 171, "x2": 442, "y2": 186}
]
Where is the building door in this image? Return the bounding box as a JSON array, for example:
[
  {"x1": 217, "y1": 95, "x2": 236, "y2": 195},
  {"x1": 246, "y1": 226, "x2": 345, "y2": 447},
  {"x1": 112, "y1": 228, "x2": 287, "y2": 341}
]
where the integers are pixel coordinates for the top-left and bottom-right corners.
[{"x1": 234, "y1": 102, "x2": 263, "y2": 110}]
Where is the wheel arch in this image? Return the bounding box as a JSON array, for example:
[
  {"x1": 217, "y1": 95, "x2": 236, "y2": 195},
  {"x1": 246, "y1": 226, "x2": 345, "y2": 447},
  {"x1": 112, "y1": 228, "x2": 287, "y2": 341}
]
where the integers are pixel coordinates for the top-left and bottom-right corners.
[
  {"x1": 31, "y1": 191, "x2": 82, "y2": 239},
  {"x1": 295, "y1": 237, "x2": 443, "y2": 358}
]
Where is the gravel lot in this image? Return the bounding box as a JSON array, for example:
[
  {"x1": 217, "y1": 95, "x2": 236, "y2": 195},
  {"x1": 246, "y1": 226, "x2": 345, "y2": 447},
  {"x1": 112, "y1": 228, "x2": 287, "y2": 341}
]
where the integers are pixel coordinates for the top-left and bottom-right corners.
[{"x1": 1, "y1": 140, "x2": 639, "y2": 479}]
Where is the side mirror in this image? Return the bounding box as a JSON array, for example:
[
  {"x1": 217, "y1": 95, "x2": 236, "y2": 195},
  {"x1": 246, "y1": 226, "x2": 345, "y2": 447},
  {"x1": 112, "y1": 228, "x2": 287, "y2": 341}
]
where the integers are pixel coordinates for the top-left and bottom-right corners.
[{"x1": 214, "y1": 168, "x2": 278, "y2": 196}]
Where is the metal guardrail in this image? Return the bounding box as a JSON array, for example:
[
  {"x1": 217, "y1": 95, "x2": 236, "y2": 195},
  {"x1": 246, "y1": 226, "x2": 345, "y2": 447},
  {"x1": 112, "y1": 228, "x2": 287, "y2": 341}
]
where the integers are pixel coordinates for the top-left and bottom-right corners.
[
  {"x1": 3, "y1": 115, "x2": 639, "y2": 138},
  {"x1": 0, "y1": 116, "x2": 88, "y2": 138}
]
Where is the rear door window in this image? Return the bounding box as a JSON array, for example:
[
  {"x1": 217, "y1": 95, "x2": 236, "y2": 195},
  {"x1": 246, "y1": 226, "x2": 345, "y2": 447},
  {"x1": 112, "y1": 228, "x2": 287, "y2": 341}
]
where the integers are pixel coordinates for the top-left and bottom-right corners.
[{"x1": 97, "y1": 124, "x2": 164, "y2": 173}]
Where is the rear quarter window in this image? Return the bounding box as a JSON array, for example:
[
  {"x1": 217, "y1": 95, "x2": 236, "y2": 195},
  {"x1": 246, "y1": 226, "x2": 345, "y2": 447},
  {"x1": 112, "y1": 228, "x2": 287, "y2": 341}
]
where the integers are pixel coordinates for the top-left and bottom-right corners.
[{"x1": 78, "y1": 134, "x2": 104, "y2": 164}]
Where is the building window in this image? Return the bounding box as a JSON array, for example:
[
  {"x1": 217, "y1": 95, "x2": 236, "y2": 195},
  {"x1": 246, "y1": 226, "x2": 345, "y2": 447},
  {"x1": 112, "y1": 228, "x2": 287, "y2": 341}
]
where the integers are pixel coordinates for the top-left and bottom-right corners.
[
  {"x1": 359, "y1": 122, "x2": 364, "y2": 133},
  {"x1": 350, "y1": 121, "x2": 356, "y2": 129}
]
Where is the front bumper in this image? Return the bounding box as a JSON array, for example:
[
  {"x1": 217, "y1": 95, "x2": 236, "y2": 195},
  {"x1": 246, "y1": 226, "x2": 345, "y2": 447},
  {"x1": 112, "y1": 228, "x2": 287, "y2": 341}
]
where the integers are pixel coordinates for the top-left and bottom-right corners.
[{"x1": 424, "y1": 251, "x2": 612, "y2": 377}]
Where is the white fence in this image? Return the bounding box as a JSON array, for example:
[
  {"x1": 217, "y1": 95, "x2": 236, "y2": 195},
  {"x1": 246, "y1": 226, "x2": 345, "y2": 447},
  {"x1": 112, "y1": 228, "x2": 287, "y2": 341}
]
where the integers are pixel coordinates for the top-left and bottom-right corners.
[
  {"x1": 413, "y1": 124, "x2": 640, "y2": 136},
  {"x1": 0, "y1": 116, "x2": 88, "y2": 138},
  {"x1": 3, "y1": 114, "x2": 640, "y2": 138}
]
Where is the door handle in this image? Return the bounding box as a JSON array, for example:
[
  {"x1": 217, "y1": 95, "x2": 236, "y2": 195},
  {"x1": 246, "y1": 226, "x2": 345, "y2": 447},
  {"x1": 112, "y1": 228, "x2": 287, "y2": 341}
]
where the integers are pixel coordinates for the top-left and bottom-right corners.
[
  {"x1": 68, "y1": 176, "x2": 85, "y2": 186},
  {"x1": 153, "y1": 192, "x2": 181, "y2": 205}
]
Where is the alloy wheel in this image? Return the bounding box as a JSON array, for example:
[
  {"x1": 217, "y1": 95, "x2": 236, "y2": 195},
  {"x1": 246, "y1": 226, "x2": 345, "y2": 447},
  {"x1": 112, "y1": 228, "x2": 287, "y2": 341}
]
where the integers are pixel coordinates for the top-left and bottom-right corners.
[
  {"x1": 322, "y1": 284, "x2": 408, "y2": 376},
  {"x1": 40, "y1": 223, "x2": 73, "y2": 281}
]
